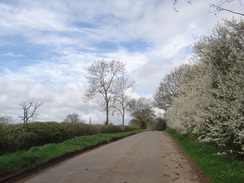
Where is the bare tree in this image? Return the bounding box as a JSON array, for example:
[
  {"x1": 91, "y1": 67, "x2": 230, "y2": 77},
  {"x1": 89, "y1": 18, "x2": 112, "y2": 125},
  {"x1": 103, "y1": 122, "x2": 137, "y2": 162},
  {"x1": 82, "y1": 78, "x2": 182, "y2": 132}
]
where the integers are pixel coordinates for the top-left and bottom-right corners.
[
  {"x1": 0, "y1": 115, "x2": 14, "y2": 124},
  {"x1": 19, "y1": 100, "x2": 43, "y2": 123},
  {"x1": 153, "y1": 65, "x2": 186, "y2": 111},
  {"x1": 128, "y1": 97, "x2": 155, "y2": 129},
  {"x1": 173, "y1": 0, "x2": 244, "y2": 16},
  {"x1": 84, "y1": 60, "x2": 126, "y2": 125},
  {"x1": 112, "y1": 73, "x2": 135, "y2": 126}
]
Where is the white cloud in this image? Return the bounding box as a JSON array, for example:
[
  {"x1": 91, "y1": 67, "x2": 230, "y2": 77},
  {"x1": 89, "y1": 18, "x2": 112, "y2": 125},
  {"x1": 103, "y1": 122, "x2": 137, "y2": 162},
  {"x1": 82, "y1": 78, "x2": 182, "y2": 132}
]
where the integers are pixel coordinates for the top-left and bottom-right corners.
[
  {"x1": 101, "y1": 48, "x2": 148, "y2": 72},
  {"x1": 0, "y1": 52, "x2": 24, "y2": 57},
  {"x1": 0, "y1": 1, "x2": 71, "y2": 33}
]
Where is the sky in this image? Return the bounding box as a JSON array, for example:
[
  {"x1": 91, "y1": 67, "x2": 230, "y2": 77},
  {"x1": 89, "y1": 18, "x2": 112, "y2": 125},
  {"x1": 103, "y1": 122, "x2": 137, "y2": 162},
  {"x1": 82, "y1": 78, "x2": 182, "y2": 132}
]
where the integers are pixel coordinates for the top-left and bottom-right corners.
[{"x1": 0, "y1": 0, "x2": 243, "y2": 125}]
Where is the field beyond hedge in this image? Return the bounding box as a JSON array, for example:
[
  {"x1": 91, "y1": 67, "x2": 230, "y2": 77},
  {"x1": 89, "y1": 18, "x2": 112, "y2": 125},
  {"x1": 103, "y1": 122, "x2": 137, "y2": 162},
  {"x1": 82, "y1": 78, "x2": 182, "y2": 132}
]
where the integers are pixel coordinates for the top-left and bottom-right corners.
[{"x1": 0, "y1": 122, "x2": 138, "y2": 155}]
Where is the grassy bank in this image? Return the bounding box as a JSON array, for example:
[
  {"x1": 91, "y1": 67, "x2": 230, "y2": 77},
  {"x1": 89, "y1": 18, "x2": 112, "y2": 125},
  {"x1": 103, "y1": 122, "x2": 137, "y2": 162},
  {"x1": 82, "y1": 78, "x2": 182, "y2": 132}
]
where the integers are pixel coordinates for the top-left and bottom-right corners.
[
  {"x1": 0, "y1": 130, "x2": 142, "y2": 176},
  {"x1": 166, "y1": 128, "x2": 244, "y2": 183}
]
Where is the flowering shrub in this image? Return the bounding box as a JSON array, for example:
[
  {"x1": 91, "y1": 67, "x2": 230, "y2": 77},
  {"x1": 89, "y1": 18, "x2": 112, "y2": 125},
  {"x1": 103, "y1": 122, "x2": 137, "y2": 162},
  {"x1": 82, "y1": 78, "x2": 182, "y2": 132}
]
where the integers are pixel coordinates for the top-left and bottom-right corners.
[{"x1": 168, "y1": 19, "x2": 244, "y2": 155}]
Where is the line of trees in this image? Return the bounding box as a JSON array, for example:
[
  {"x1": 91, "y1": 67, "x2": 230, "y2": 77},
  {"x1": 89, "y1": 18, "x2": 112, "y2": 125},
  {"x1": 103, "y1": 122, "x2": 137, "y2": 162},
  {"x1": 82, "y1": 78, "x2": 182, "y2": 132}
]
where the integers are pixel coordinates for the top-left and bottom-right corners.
[
  {"x1": 154, "y1": 19, "x2": 244, "y2": 155},
  {"x1": 84, "y1": 60, "x2": 166, "y2": 129},
  {"x1": 1, "y1": 101, "x2": 85, "y2": 124},
  {"x1": 3, "y1": 60, "x2": 136, "y2": 126}
]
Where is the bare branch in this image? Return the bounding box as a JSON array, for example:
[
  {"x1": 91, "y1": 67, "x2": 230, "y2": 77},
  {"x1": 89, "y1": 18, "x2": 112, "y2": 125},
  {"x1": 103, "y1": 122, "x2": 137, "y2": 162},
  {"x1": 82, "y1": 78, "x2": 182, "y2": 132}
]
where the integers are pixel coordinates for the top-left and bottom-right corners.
[
  {"x1": 210, "y1": 3, "x2": 244, "y2": 16},
  {"x1": 153, "y1": 64, "x2": 187, "y2": 111},
  {"x1": 84, "y1": 60, "x2": 126, "y2": 124},
  {"x1": 111, "y1": 73, "x2": 135, "y2": 125},
  {"x1": 173, "y1": 0, "x2": 244, "y2": 16},
  {"x1": 173, "y1": 0, "x2": 192, "y2": 12},
  {"x1": 19, "y1": 100, "x2": 43, "y2": 123}
]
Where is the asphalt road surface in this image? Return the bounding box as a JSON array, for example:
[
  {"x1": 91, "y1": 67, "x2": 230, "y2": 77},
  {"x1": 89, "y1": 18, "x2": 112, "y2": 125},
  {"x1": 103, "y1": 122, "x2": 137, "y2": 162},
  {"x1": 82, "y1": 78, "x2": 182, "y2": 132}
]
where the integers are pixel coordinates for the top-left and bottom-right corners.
[{"x1": 17, "y1": 131, "x2": 201, "y2": 183}]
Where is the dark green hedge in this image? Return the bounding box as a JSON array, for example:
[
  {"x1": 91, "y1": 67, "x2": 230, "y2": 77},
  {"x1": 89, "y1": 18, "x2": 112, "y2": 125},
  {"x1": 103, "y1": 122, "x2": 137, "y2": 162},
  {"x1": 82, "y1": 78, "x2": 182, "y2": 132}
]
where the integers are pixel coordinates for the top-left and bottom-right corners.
[{"x1": 0, "y1": 122, "x2": 137, "y2": 155}]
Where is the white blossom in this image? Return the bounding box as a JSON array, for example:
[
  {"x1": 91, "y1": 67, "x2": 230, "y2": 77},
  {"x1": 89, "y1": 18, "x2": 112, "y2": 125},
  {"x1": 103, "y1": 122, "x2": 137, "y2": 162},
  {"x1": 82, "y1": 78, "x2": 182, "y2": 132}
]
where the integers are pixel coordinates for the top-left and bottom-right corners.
[{"x1": 168, "y1": 19, "x2": 244, "y2": 155}]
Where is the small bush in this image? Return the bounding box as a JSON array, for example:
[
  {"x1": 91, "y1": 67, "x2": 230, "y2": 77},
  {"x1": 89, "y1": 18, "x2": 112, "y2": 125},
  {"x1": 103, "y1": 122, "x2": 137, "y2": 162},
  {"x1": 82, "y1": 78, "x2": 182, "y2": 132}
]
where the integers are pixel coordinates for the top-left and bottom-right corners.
[
  {"x1": 156, "y1": 118, "x2": 167, "y2": 131},
  {"x1": 146, "y1": 118, "x2": 167, "y2": 131},
  {"x1": 147, "y1": 119, "x2": 158, "y2": 131}
]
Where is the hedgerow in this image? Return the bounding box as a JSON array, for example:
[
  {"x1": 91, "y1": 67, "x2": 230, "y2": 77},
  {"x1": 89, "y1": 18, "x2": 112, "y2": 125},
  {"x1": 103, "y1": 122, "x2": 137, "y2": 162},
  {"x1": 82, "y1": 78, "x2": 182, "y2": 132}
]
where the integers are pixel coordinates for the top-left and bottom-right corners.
[{"x1": 0, "y1": 122, "x2": 137, "y2": 155}]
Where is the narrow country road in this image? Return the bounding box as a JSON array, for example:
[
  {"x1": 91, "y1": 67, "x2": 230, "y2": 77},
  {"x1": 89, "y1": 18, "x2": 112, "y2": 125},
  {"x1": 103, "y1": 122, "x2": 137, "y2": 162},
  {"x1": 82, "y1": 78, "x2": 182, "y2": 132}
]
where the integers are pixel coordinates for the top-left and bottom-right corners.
[{"x1": 17, "y1": 131, "x2": 201, "y2": 183}]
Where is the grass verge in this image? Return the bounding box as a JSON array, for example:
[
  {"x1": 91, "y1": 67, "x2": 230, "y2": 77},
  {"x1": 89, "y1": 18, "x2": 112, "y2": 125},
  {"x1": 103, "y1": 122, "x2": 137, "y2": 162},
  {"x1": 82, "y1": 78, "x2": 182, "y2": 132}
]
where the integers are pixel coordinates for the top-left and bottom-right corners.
[
  {"x1": 166, "y1": 128, "x2": 244, "y2": 183},
  {"x1": 0, "y1": 130, "x2": 142, "y2": 177}
]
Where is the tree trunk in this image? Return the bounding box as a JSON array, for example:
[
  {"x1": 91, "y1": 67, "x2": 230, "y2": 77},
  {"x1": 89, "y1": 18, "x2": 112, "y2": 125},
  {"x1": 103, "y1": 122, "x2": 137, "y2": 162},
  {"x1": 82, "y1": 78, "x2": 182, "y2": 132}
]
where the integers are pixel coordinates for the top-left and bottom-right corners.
[
  {"x1": 105, "y1": 101, "x2": 109, "y2": 125},
  {"x1": 122, "y1": 108, "x2": 125, "y2": 126}
]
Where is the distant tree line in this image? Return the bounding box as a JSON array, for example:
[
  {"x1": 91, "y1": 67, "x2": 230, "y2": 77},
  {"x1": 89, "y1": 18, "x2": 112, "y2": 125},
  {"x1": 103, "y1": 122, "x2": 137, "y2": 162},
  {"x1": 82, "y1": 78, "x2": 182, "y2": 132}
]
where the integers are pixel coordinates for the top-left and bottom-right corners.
[
  {"x1": 0, "y1": 115, "x2": 14, "y2": 124},
  {"x1": 84, "y1": 60, "x2": 167, "y2": 129}
]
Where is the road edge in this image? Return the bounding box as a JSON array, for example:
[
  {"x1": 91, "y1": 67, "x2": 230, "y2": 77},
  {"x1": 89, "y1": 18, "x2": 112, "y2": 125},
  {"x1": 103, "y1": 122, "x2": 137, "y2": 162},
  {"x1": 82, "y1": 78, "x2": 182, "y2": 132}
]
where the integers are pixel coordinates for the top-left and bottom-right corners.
[{"x1": 164, "y1": 131, "x2": 210, "y2": 183}]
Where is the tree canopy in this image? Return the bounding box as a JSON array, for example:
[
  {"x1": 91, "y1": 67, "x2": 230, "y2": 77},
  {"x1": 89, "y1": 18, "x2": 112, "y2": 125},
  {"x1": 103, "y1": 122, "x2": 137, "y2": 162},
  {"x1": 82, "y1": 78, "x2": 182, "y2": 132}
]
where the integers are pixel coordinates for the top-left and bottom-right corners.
[
  {"x1": 64, "y1": 113, "x2": 83, "y2": 123},
  {"x1": 84, "y1": 60, "x2": 133, "y2": 125},
  {"x1": 128, "y1": 97, "x2": 155, "y2": 129}
]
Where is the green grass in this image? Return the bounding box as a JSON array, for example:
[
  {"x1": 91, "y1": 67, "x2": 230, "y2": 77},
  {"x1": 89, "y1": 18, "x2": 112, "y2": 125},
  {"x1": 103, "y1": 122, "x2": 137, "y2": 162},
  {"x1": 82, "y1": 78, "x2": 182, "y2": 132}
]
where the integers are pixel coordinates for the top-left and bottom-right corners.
[
  {"x1": 166, "y1": 128, "x2": 244, "y2": 183},
  {"x1": 0, "y1": 130, "x2": 142, "y2": 176}
]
